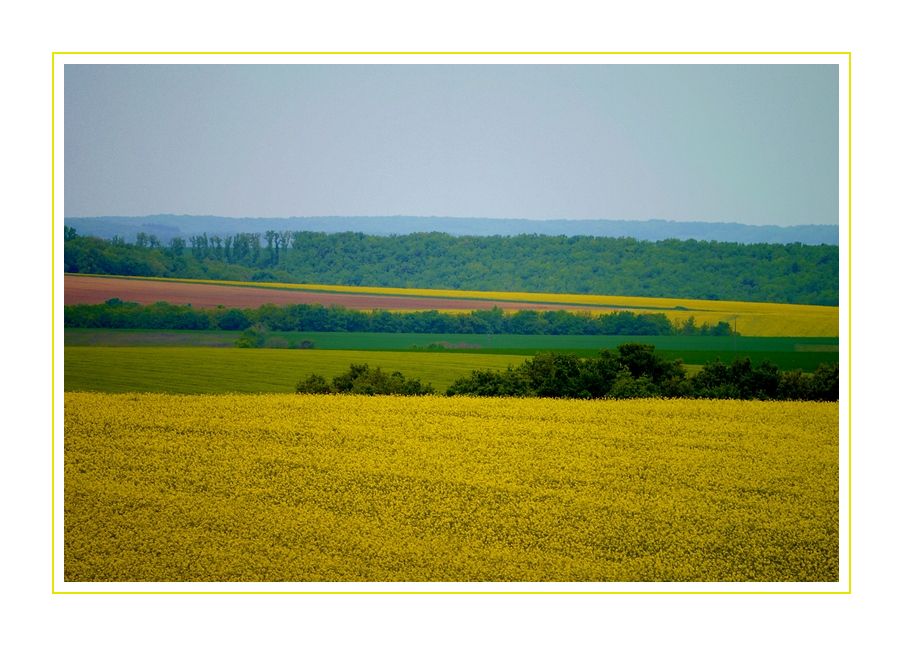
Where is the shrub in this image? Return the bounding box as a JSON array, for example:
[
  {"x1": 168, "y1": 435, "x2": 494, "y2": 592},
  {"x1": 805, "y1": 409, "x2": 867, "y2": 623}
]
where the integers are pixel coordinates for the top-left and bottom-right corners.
[
  {"x1": 810, "y1": 363, "x2": 839, "y2": 401},
  {"x1": 217, "y1": 308, "x2": 251, "y2": 331},
  {"x1": 609, "y1": 371, "x2": 660, "y2": 399},
  {"x1": 777, "y1": 369, "x2": 812, "y2": 401},
  {"x1": 447, "y1": 367, "x2": 531, "y2": 397},
  {"x1": 297, "y1": 364, "x2": 434, "y2": 396},
  {"x1": 295, "y1": 374, "x2": 333, "y2": 394},
  {"x1": 235, "y1": 325, "x2": 266, "y2": 348}
]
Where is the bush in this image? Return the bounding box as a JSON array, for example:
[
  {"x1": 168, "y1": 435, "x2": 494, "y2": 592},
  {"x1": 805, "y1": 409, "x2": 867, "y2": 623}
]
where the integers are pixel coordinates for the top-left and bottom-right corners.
[
  {"x1": 810, "y1": 363, "x2": 839, "y2": 401},
  {"x1": 217, "y1": 308, "x2": 251, "y2": 331},
  {"x1": 297, "y1": 364, "x2": 434, "y2": 396},
  {"x1": 609, "y1": 371, "x2": 660, "y2": 399},
  {"x1": 295, "y1": 374, "x2": 333, "y2": 394},
  {"x1": 520, "y1": 353, "x2": 585, "y2": 398},
  {"x1": 777, "y1": 369, "x2": 812, "y2": 401},
  {"x1": 446, "y1": 349, "x2": 840, "y2": 402},
  {"x1": 235, "y1": 325, "x2": 266, "y2": 348},
  {"x1": 691, "y1": 358, "x2": 781, "y2": 400},
  {"x1": 447, "y1": 367, "x2": 531, "y2": 397},
  {"x1": 447, "y1": 346, "x2": 686, "y2": 400}
]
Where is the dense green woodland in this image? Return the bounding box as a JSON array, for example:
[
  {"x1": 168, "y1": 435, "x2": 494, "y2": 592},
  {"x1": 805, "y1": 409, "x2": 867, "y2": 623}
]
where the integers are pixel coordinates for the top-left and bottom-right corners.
[
  {"x1": 65, "y1": 300, "x2": 734, "y2": 337},
  {"x1": 297, "y1": 346, "x2": 839, "y2": 402},
  {"x1": 64, "y1": 227, "x2": 839, "y2": 305}
]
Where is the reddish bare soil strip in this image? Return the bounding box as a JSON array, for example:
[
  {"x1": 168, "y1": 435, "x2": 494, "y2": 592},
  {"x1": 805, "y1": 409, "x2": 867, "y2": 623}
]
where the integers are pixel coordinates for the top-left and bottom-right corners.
[{"x1": 65, "y1": 276, "x2": 611, "y2": 312}]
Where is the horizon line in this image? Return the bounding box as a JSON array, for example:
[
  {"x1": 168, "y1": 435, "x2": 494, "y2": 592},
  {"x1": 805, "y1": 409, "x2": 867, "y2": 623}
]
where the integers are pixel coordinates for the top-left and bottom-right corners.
[{"x1": 64, "y1": 213, "x2": 839, "y2": 228}]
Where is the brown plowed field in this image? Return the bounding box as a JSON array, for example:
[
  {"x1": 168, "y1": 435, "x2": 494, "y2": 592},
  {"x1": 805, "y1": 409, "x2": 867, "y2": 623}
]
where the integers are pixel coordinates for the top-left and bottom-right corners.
[{"x1": 64, "y1": 275, "x2": 611, "y2": 312}]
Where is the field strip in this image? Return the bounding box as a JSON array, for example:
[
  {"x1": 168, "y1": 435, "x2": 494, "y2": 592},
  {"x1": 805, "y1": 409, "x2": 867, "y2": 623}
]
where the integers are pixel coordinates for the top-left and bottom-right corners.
[
  {"x1": 64, "y1": 393, "x2": 839, "y2": 583},
  {"x1": 63, "y1": 329, "x2": 840, "y2": 372},
  {"x1": 66, "y1": 273, "x2": 839, "y2": 314},
  {"x1": 67, "y1": 273, "x2": 666, "y2": 309},
  {"x1": 66, "y1": 275, "x2": 621, "y2": 313},
  {"x1": 64, "y1": 347, "x2": 529, "y2": 394}
]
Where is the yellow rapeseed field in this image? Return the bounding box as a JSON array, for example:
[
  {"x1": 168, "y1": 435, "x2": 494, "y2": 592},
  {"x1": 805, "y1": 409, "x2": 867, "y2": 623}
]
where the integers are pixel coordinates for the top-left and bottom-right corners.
[{"x1": 64, "y1": 393, "x2": 838, "y2": 582}]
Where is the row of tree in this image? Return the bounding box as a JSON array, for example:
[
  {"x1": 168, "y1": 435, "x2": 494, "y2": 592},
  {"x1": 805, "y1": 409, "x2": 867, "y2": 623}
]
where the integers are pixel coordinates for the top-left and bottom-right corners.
[
  {"x1": 297, "y1": 347, "x2": 838, "y2": 401},
  {"x1": 64, "y1": 299, "x2": 736, "y2": 337},
  {"x1": 63, "y1": 227, "x2": 839, "y2": 305},
  {"x1": 444, "y1": 346, "x2": 839, "y2": 401}
]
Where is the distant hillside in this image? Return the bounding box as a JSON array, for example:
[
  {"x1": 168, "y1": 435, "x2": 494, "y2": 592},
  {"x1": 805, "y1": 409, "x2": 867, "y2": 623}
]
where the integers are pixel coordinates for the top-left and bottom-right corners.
[
  {"x1": 64, "y1": 230, "x2": 839, "y2": 306},
  {"x1": 65, "y1": 214, "x2": 839, "y2": 246}
]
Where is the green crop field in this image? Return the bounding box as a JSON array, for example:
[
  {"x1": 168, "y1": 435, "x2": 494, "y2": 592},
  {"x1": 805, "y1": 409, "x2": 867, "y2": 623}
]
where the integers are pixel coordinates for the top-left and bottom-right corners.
[
  {"x1": 64, "y1": 347, "x2": 529, "y2": 394},
  {"x1": 65, "y1": 328, "x2": 839, "y2": 372}
]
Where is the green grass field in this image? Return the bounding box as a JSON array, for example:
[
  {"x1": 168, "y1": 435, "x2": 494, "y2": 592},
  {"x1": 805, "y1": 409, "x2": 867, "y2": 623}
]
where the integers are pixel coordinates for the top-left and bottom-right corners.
[
  {"x1": 65, "y1": 328, "x2": 839, "y2": 372},
  {"x1": 64, "y1": 347, "x2": 530, "y2": 394}
]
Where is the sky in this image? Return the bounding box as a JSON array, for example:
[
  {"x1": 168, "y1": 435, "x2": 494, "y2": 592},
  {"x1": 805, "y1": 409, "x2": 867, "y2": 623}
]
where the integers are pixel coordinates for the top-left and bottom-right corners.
[{"x1": 64, "y1": 64, "x2": 839, "y2": 226}]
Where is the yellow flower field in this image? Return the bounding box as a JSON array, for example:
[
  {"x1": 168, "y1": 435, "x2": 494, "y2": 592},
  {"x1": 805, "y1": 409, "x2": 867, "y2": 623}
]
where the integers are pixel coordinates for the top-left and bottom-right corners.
[{"x1": 64, "y1": 393, "x2": 838, "y2": 582}]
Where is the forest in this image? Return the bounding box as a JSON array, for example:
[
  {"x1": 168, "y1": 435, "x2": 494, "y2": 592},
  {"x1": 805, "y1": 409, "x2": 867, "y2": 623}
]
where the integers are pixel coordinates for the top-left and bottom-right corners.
[{"x1": 63, "y1": 227, "x2": 839, "y2": 305}]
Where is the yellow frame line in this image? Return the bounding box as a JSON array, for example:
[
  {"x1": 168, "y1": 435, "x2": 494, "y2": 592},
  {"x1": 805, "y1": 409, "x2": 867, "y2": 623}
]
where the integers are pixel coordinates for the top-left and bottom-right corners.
[
  {"x1": 51, "y1": 52, "x2": 56, "y2": 594},
  {"x1": 52, "y1": 590, "x2": 845, "y2": 595},
  {"x1": 54, "y1": 51, "x2": 851, "y2": 56},
  {"x1": 847, "y1": 52, "x2": 853, "y2": 593}
]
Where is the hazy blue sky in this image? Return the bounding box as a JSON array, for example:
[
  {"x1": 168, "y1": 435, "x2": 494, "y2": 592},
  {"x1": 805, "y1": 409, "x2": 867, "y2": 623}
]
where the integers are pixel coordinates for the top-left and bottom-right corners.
[{"x1": 65, "y1": 64, "x2": 838, "y2": 225}]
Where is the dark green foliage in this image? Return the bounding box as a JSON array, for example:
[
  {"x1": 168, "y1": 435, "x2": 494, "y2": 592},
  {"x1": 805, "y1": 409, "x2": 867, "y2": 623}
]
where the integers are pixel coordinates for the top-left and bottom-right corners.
[
  {"x1": 675, "y1": 317, "x2": 735, "y2": 337},
  {"x1": 294, "y1": 374, "x2": 332, "y2": 394},
  {"x1": 445, "y1": 367, "x2": 532, "y2": 397},
  {"x1": 596, "y1": 312, "x2": 673, "y2": 335},
  {"x1": 575, "y1": 352, "x2": 624, "y2": 398},
  {"x1": 609, "y1": 372, "x2": 660, "y2": 399},
  {"x1": 616, "y1": 343, "x2": 684, "y2": 383},
  {"x1": 65, "y1": 299, "x2": 212, "y2": 330},
  {"x1": 689, "y1": 360, "x2": 740, "y2": 399},
  {"x1": 64, "y1": 236, "x2": 171, "y2": 277},
  {"x1": 810, "y1": 363, "x2": 840, "y2": 401},
  {"x1": 64, "y1": 230, "x2": 839, "y2": 305},
  {"x1": 447, "y1": 346, "x2": 837, "y2": 401},
  {"x1": 691, "y1": 358, "x2": 782, "y2": 400},
  {"x1": 297, "y1": 363, "x2": 435, "y2": 396},
  {"x1": 64, "y1": 300, "x2": 735, "y2": 337},
  {"x1": 235, "y1": 326, "x2": 266, "y2": 348},
  {"x1": 777, "y1": 370, "x2": 813, "y2": 401},
  {"x1": 774, "y1": 363, "x2": 839, "y2": 401},
  {"x1": 446, "y1": 345, "x2": 686, "y2": 400},
  {"x1": 215, "y1": 308, "x2": 252, "y2": 331},
  {"x1": 520, "y1": 353, "x2": 586, "y2": 398}
]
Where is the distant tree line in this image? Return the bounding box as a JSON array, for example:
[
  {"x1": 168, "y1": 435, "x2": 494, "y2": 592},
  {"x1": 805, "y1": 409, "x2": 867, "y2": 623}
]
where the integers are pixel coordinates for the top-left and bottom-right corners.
[
  {"x1": 298, "y1": 346, "x2": 839, "y2": 401},
  {"x1": 63, "y1": 227, "x2": 839, "y2": 305},
  {"x1": 64, "y1": 299, "x2": 736, "y2": 337}
]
